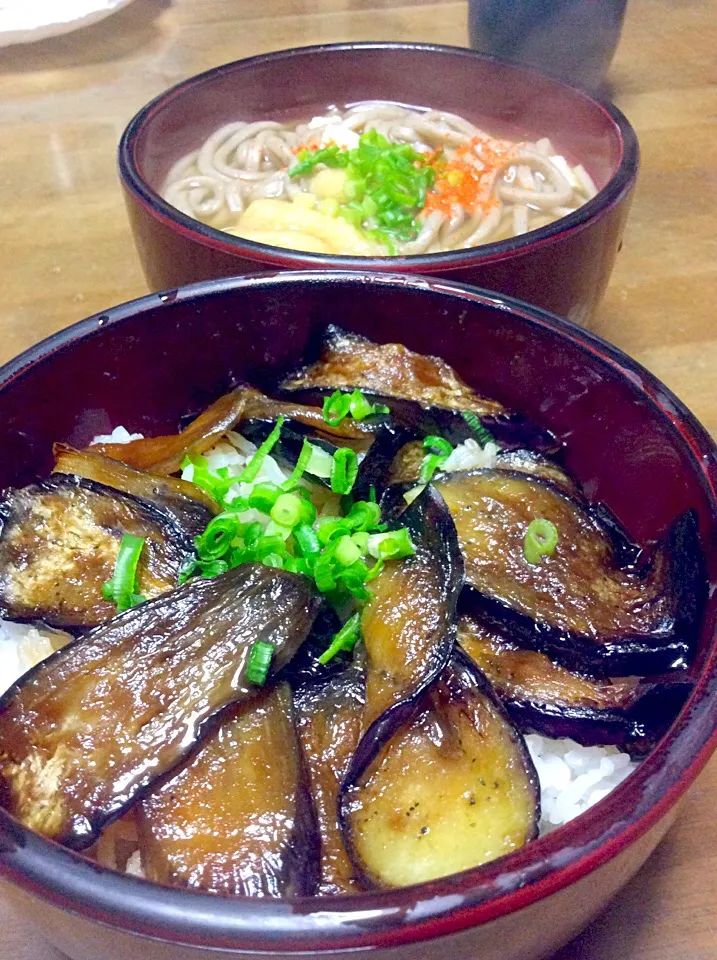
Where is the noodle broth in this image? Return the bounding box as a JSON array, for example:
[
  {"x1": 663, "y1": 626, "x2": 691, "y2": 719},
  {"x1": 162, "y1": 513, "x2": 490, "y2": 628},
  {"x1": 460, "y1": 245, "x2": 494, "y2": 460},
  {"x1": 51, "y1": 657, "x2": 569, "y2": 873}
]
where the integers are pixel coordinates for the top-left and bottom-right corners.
[{"x1": 161, "y1": 102, "x2": 598, "y2": 257}]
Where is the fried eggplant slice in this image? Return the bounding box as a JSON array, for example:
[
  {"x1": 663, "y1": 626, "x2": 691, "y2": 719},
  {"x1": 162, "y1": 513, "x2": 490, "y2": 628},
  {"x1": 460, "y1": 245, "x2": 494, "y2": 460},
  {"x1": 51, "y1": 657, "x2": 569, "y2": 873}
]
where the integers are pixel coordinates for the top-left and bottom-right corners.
[
  {"x1": 53, "y1": 443, "x2": 220, "y2": 520},
  {"x1": 279, "y1": 326, "x2": 558, "y2": 453},
  {"x1": 280, "y1": 325, "x2": 505, "y2": 417},
  {"x1": 0, "y1": 564, "x2": 320, "y2": 847},
  {"x1": 458, "y1": 616, "x2": 692, "y2": 748},
  {"x1": 341, "y1": 652, "x2": 539, "y2": 888},
  {"x1": 434, "y1": 470, "x2": 703, "y2": 676},
  {"x1": 360, "y1": 485, "x2": 464, "y2": 730},
  {"x1": 138, "y1": 683, "x2": 318, "y2": 897},
  {"x1": 0, "y1": 475, "x2": 211, "y2": 628},
  {"x1": 294, "y1": 658, "x2": 366, "y2": 896},
  {"x1": 91, "y1": 386, "x2": 375, "y2": 474}
]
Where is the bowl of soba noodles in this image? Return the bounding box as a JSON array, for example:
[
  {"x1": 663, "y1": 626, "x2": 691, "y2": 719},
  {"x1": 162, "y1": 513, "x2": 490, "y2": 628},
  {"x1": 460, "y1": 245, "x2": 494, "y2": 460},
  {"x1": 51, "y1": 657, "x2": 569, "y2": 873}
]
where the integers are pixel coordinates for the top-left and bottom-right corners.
[
  {"x1": 0, "y1": 271, "x2": 716, "y2": 960},
  {"x1": 118, "y1": 42, "x2": 638, "y2": 326}
]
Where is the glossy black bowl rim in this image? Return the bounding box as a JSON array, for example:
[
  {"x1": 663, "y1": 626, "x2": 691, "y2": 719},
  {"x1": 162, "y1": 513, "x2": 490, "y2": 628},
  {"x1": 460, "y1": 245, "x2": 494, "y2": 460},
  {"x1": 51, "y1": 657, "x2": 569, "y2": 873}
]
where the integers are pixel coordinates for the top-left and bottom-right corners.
[
  {"x1": 118, "y1": 41, "x2": 640, "y2": 271},
  {"x1": 1, "y1": 271, "x2": 715, "y2": 954}
]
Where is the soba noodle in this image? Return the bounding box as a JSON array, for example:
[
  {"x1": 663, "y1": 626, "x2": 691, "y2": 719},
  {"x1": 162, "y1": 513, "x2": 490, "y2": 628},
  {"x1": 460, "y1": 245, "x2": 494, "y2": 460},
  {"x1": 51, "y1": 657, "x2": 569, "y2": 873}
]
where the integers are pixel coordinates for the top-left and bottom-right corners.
[{"x1": 162, "y1": 103, "x2": 598, "y2": 257}]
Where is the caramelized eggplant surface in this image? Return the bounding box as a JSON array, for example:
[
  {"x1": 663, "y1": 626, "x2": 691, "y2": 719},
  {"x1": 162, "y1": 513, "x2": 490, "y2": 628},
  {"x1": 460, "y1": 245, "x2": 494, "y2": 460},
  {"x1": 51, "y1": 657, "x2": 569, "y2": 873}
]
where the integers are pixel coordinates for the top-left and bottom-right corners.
[
  {"x1": 53, "y1": 444, "x2": 220, "y2": 521},
  {"x1": 0, "y1": 475, "x2": 208, "y2": 628},
  {"x1": 139, "y1": 683, "x2": 318, "y2": 897},
  {"x1": 341, "y1": 653, "x2": 539, "y2": 888},
  {"x1": 360, "y1": 486, "x2": 463, "y2": 728},
  {"x1": 280, "y1": 325, "x2": 505, "y2": 418},
  {"x1": 279, "y1": 327, "x2": 558, "y2": 453},
  {"x1": 0, "y1": 564, "x2": 319, "y2": 847},
  {"x1": 434, "y1": 470, "x2": 701, "y2": 675},
  {"x1": 458, "y1": 616, "x2": 691, "y2": 747},
  {"x1": 294, "y1": 660, "x2": 366, "y2": 896}
]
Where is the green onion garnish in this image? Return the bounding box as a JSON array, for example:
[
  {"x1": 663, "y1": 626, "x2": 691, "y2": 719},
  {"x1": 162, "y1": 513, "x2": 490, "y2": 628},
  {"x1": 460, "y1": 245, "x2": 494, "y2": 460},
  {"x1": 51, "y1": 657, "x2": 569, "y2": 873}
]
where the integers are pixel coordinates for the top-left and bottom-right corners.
[
  {"x1": 102, "y1": 533, "x2": 146, "y2": 612},
  {"x1": 294, "y1": 523, "x2": 321, "y2": 557},
  {"x1": 246, "y1": 640, "x2": 275, "y2": 685},
  {"x1": 330, "y1": 447, "x2": 359, "y2": 495},
  {"x1": 247, "y1": 482, "x2": 281, "y2": 514},
  {"x1": 323, "y1": 388, "x2": 390, "y2": 427},
  {"x1": 282, "y1": 438, "x2": 314, "y2": 490},
  {"x1": 367, "y1": 528, "x2": 416, "y2": 560},
  {"x1": 334, "y1": 534, "x2": 362, "y2": 568},
  {"x1": 524, "y1": 518, "x2": 559, "y2": 565},
  {"x1": 238, "y1": 416, "x2": 285, "y2": 484},
  {"x1": 270, "y1": 492, "x2": 303, "y2": 528},
  {"x1": 344, "y1": 499, "x2": 382, "y2": 531},
  {"x1": 306, "y1": 443, "x2": 335, "y2": 479},
  {"x1": 419, "y1": 435, "x2": 453, "y2": 483},
  {"x1": 195, "y1": 513, "x2": 241, "y2": 561},
  {"x1": 323, "y1": 390, "x2": 353, "y2": 427},
  {"x1": 461, "y1": 410, "x2": 497, "y2": 449},
  {"x1": 318, "y1": 612, "x2": 362, "y2": 665}
]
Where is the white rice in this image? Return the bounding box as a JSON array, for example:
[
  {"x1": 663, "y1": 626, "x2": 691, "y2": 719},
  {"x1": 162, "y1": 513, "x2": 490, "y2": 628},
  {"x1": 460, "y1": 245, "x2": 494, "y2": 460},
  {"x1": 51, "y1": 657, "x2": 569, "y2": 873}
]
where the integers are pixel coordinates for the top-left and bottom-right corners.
[{"x1": 0, "y1": 427, "x2": 639, "y2": 845}]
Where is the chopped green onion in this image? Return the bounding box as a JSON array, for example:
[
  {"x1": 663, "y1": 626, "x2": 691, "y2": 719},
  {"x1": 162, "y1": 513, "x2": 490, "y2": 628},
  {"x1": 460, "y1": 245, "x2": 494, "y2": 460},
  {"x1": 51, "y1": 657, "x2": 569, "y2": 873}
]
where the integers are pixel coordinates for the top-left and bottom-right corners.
[
  {"x1": 264, "y1": 519, "x2": 294, "y2": 541},
  {"x1": 348, "y1": 389, "x2": 390, "y2": 421},
  {"x1": 282, "y1": 439, "x2": 314, "y2": 490},
  {"x1": 306, "y1": 443, "x2": 335, "y2": 479},
  {"x1": 351, "y1": 530, "x2": 370, "y2": 553},
  {"x1": 314, "y1": 553, "x2": 338, "y2": 593},
  {"x1": 247, "y1": 482, "x2": 281, "y2": 514},
  {"x1": 334, "y1": 534, "x2": 362, "y2": 568},
  {"x1": 367, "y1": 528, "x2": 416, "y2": 560},
  {"x1": 461, "y1": 410, "x2": 497, "y2": 449},
  {"x1": 246, "y1": 640, "x2": 275, "y2": 685},
  {"x1": 323, "y1": 390, "x2": 352, "y2": 427},
  {"x1": 288, "y1": 144, "x2": 349, "y2": 178},
  {"x1": 419, "y1": 435, "x2": 453, "y2": 483},
  {"x1": 524, "y1": 518, "x2": 559, "y2": 565},
  {"x1": 318, "y1": 613, "x2": 362, "y2": 665},
  {"x1": 238, "y1": 416, "x2": 285, "y2": 484},
  {"x1": 294, "y1": 523, "x2": 321, "y2": 557},
  {"x1": 262, "y1": 553, "x2": 285, "y2": 570},
  {"x1": 197, "y1": 558, "x2": 229, "y2": 578},
  {"x1": 297, "y1": 497, "x2": 317, "y2": 526},
  {"x1": 243, "y1": 522, "x2": 263, "y2": 548},
  {"x1": 403, "y1": 483, "x2": 426, "y2": 506},
  {"x1": 270, "y1": 492, "x2": 303, "y2": 528},
  {"x1": 365, "y1": 556, "x2": 385, "y2": 582},
  {"x1": 316, "y1": 517, "x2": 350, "y2": 545},
  {"x1": 194, "y1": 513, "x2": 241, "y2": 561},
  {"x1": 344, "y1": 499, "x2": 382, "y2": 531},
  {"x1": 330, "y1": 447, "x2": 359, "y2": 495},
  {"x1": 102, "y1": 533, "x2": 146, "y2": 612}
]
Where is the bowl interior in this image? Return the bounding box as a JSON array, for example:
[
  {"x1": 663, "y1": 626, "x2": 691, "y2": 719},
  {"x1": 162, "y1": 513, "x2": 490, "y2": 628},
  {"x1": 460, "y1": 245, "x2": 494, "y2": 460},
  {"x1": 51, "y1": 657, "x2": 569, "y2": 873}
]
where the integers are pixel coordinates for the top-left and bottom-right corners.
[
  {"x1": 132, "y1": 45, "x2": 624, "y2": 205},
  {"x1": 1, "y1": 272, "x2": 716, "y2": 949}
]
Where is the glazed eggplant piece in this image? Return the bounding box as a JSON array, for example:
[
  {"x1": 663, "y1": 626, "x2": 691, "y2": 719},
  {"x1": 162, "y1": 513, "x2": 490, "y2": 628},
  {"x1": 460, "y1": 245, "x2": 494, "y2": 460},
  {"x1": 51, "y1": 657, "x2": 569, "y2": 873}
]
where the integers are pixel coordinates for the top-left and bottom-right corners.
[
  {"x1": 53, "y1": 443, "x2": 220, "y2": 521},
  {"x1": 90, "y1": 384, "x2": 376, "y2": 475},
  {"x1": 279, "y1": 326, "x2": 558, "y2": 453},
  {"x1": 433, "y1": 469, "x2": 703, "y2": 676},
  {"x1": 138, "y1": 683, "x2": 318, "y2": 897},
  {"x1": 341, "y1": 652, "x2": 539, "y2": 889},
  {"x1": 0, "y1": 564, "x2": 320, "y2": 847},
  {"x1": 0, "y1": 474, "x2": 212, "y2": 628},
  {"x1": 458, "y1": 616, "x2": 693, "y2": 748},
  {"x1": 294, "y1": 658, "x2": 366, "y2": 896},
  {"x1": 360, "y1": 485, "x2": 464, "y2": 729}
]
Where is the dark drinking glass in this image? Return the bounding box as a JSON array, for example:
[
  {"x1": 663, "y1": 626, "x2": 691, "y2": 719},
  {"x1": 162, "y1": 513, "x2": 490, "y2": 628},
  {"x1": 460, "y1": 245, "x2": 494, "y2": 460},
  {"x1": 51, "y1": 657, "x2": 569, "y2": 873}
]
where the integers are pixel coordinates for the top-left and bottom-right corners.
[{"x1": 468, "y1": 0, "x2": 628, "y2": 91}]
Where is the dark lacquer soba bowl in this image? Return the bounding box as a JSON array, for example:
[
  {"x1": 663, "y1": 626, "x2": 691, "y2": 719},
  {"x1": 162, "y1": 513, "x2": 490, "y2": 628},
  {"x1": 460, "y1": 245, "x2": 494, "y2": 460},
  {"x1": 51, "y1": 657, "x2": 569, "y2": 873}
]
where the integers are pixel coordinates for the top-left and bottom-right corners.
[
  {"x1": 118, "y1": 43, "x2": 639, "y2": 327},
  {"x1": 0, "y1": 272, "x2": 716, "y2": 960}
]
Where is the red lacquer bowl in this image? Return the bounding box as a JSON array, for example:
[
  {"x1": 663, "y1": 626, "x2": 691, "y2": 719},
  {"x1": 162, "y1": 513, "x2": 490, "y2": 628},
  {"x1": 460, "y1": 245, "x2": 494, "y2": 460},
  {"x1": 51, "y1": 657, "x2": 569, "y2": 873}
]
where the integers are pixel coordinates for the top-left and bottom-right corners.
[
  {"x1": 1, "y1": 272, "x2": 715, "y2": 960},
  {"x1": 118, "y1": 42, "x2": 639, "y2": 326}
]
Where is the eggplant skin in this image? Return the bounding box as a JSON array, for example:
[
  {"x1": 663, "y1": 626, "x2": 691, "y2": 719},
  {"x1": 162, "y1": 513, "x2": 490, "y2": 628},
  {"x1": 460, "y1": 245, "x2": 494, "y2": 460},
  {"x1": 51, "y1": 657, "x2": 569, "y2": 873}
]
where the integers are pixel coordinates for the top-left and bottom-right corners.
[
  {"x1": 138, "y1": 683, "x2": 319, "y2": 898},
  {"x1": 458, "y1": 616, "x2": 692, "y2": 748},
  {"x1": 0, "y1": 564, "x2": 319, "y2": 848},
  {"x1": 278, "y1": 326, "x2": 558, "y2": 454},
  {"x1": 294, "y1": 660, "x2": 366, "y2": 896},
  {"x1": 279, "y1": 325, "x2": 506, "y2": 418},
  {"x1": 434, "y1": 470, "x2": 704, "y2": 676},
  {"x1": 360, "y1": 485, "x2": 464, "y2": 730},
  {"x1": 340, "y1": 651, "x2": 539, "y2": 889},
  {"x1": 0, "y1": 475, "x2": 211, "y2": 629}
]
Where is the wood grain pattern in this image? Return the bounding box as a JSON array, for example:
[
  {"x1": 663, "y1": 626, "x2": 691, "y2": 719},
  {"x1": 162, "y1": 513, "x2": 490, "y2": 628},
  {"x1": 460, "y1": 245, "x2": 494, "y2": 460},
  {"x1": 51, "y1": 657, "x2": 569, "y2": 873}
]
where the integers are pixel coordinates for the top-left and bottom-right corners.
[{"x1": 0, "y1": 1, "x2": 716, "y2": 958}]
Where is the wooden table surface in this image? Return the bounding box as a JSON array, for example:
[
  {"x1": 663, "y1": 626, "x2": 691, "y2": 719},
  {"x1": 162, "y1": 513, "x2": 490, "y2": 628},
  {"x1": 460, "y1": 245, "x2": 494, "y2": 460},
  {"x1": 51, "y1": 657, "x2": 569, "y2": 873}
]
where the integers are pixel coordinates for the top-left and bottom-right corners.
[{"x1": 0, "y1": 0, "x2": 716, "y2": 957}]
